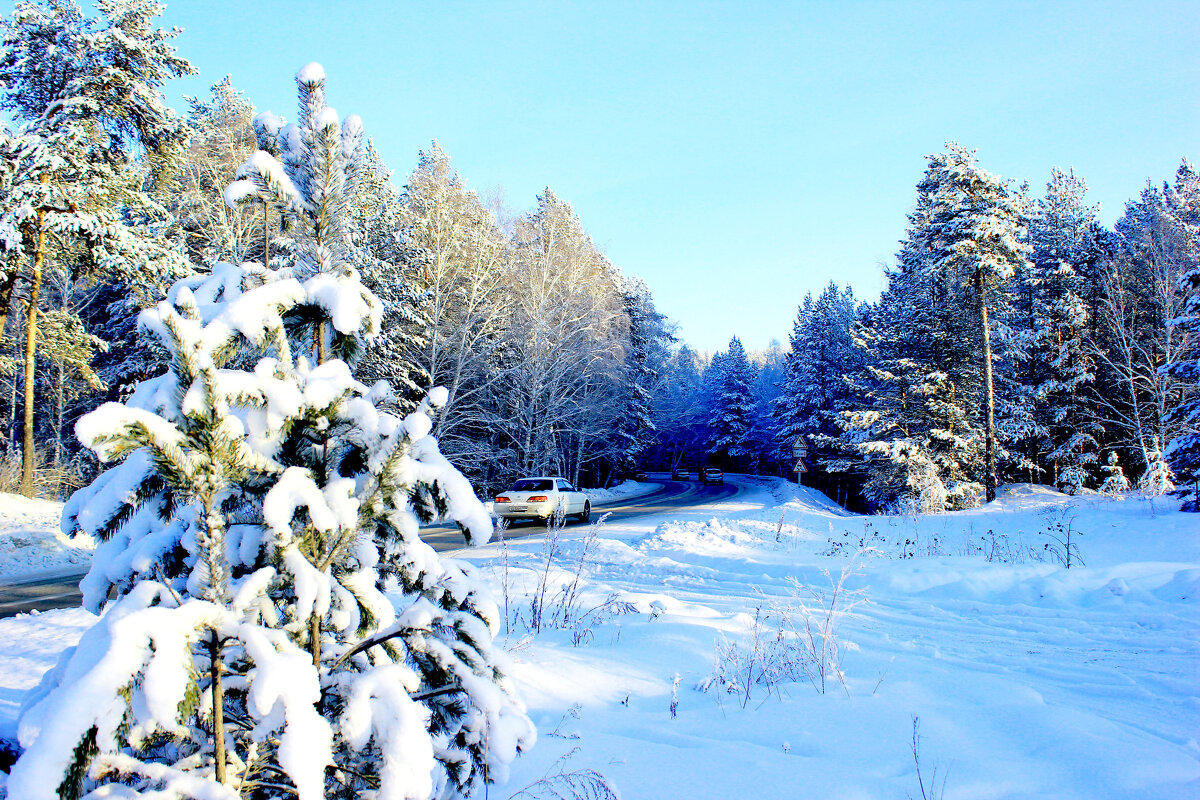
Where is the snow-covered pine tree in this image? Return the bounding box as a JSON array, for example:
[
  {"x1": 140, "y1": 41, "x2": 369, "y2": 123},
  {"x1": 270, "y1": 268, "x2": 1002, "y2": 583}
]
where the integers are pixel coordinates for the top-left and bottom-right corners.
[
  {"x1": 708, "y1": 336, "x2": 757, "y2": 470},
  {"x1": 835, "y1": 180, "x2": 984, "y2": 512},
  {"x1": 922, "y1": 143, "x2": 1030, "y2": 502},
  {"x1": 11, "y1": 63, "x2": 532, "y2": 800},
  {"x1": 0, "y1": 0, "x2": 193, "y2": 494}
]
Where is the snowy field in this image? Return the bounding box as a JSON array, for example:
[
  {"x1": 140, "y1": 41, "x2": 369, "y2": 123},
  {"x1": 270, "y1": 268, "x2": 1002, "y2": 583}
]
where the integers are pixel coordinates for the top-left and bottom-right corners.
[
  {"x1": 0, "y1": 493, "x2": 90, "y2": 583},
  {"x1": 1, "y1": 477, "x2": 1197, "y2": 798}
]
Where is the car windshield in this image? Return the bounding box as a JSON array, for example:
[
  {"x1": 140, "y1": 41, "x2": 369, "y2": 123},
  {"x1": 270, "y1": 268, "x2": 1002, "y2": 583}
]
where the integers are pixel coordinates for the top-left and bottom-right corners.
[{"x1": 512, "y1": 479, "x2": 553, "y2": 491}]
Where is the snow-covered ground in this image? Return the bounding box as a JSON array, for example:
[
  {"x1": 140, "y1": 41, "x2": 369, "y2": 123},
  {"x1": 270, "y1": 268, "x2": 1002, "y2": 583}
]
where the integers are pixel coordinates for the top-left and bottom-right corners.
[
  {"x1": 1, "y1": 477, "x2": 1197, "y2": 798},
  {"x1": 462, "y1": 477, "x2": 1200, "y2": 799},
  {"x1": 0, "y1": 493, "x2": 91, "y2": 583}
]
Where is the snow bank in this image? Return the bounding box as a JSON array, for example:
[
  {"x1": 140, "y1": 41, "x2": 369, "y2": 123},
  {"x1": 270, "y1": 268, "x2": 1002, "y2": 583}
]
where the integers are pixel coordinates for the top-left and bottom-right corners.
[
  {"x1": 0, "y1": 494, "x2": 90, "y2": 582},
  {"x1": 583, "y1": 480, "x2": 663, "y2": 505}
]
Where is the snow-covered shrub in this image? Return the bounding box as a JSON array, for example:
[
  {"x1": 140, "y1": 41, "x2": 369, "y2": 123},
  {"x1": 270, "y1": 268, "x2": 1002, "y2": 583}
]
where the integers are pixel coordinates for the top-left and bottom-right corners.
[
  {"x1": 9, "y1": 64, "x2": 533, "y2": 800},
  {"x1": 1139, "y1": 439, "x2": 1176, "y2": 497},
  {"x1": 1099, "y1": 451, "x2": 1131, "y2": 497},
  {"x1": 700, "y1": 558, "x2": 865, "y2": 703},
  {"x1": 1039, "y1": 508, "x2": 1084, "y2": 569},
  {"x1": 1057, "y1": 465, "x2": 1089, "y2": 496},
  {"x1": 506, "y1": 511, "x2": 633, "y2": 643}
]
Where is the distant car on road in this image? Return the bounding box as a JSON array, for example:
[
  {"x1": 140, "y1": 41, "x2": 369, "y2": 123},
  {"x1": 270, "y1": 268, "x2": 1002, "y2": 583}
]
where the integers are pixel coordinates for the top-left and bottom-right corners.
[
  {"x1": 671, "y1": 467, "x2": 690, "y2": 481},
  {"x1": 631, "y1": 471, "x2": 648, "y2": 482},
  {"x1": 700, "y1": 467, "x2": 724, "y2": 485},
  {"x1": 493, "y1": 477, "x2": 591, "y2": 523}
]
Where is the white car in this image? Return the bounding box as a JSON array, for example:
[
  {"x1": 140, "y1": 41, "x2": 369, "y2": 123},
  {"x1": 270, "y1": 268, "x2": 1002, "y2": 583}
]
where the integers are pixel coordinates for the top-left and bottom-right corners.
[{"x1": 493, "y1": 477, "x2": 592, "y2": 524}]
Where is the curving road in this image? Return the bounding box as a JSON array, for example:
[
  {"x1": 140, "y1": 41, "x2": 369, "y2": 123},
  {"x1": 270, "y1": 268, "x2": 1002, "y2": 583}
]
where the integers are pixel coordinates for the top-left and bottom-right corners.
[{"x1": 0, "y1": 475, "x2": 740, "y2": 618}]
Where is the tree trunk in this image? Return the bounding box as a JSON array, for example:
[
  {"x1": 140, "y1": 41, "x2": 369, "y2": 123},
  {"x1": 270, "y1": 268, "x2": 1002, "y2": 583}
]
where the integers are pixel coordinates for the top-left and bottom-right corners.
[
  {"x1": 316, "y1": 321, "x2": 328, "y2": 365},
  {"x1": 20, "y1": 204, "x2": 46, "y2": 498},
  {"x1": 975, "y1": 268, "x2": 998, "y2": 503},
  {"x1": 310, "y1": 612, "x2": 321, "y2": 667},
  {"x1": 207, "y1": 633, "x2": 227, "y2": 785},
  {"x1": 54, "y1": 363, "x2": 64, "y2": 465}
]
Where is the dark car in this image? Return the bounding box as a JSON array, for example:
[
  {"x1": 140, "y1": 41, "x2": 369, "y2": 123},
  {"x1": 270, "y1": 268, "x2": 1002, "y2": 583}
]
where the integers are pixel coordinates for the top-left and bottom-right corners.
[
  {"x1": 632, "y1": 471, "x2": 648, "y2": 482},
  {"x1": 671, "y1": 467, "x2": 691, "y2": 481},
  {"x1": 700, "y1": 467, "x2": 724, "y2": 485}
]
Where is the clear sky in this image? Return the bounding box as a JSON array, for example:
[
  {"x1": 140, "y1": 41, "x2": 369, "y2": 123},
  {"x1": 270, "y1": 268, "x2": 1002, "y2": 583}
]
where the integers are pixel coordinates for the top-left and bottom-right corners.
[{"x1": 156, "y1": 0, "x2": 1198, "y2": 354}]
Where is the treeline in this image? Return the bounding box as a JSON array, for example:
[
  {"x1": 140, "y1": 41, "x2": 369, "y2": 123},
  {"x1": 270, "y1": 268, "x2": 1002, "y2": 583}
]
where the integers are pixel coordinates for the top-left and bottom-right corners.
[
  {"x1": 650, "y1": 145, "x2": 1200, "y2": 512},
  {"x1": 0, "y1": 0, "x2": 672, "y2": 497}
]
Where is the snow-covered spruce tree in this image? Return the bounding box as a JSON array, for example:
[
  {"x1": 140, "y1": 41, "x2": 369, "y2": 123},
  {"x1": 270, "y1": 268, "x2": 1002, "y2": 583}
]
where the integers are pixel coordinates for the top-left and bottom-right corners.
[
  {"x1": 774, "y1": 282, "x2": 859, "y2": 489},
  {"x1": 1023, "y1": 168, "x2": 1105, "y2": 492},
  {"x1": 11, "y1": 64, "x2": 533, "y2": 800},
  {"x1": 609, "y1": 275, "x2": 670, "y2": 475},
  {"x1": 1163, "y1": 162, "x2": 1200, "y2": 509},
  {"x1": 707, "y1": 336, "x2": 757, "y2": 471}
]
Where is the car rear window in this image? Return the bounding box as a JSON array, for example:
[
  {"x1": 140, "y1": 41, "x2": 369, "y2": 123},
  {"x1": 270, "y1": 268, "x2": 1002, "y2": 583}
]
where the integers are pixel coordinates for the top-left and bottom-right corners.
[{"x1": 513, "y1": 479, "x2": 553, "y2": 491}]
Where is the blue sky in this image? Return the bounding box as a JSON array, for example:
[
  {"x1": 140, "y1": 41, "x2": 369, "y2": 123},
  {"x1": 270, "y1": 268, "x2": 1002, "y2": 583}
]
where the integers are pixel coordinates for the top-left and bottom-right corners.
[{"x1": 158, "y1": 1, "x2": 1198, "y2": 354}]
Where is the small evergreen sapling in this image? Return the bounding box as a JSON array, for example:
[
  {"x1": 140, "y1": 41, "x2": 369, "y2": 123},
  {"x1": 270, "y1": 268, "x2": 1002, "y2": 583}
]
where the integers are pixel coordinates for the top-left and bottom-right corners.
[
  {"x1": 10, "y1": 64, "x2": 533, "y2": 800},
  {"x1": 1099, "y1": 451, "x2": 1131, "y2": 497}
]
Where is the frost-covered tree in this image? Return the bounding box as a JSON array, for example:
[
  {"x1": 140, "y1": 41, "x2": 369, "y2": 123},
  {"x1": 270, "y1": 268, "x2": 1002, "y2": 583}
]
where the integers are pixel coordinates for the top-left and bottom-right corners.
[
  {"x1": 775, "y1": 282, "x2": 859, "y2": 488},
  {"x1": 835, "y1": 177, "x2": 985, "y2": 512},
  {"x1": 1093, "y1": 161, "x2": 1198, "y2": 477},
  {"x1": 608, "y1": 275, "x2": 670, "y2": 475},
  {"x1": 647, "y1": 345, "x2": 707, "y2": 470},
  {"x1": 922, "y1": 143, "x2": 1029, "y2": 502},
  {"x1": 350, "y1": 140, "x2": 430, "y2": 413},
  {"x1": 0, "y1": 0, "x2": 193, "y2": 494},
  {"x1": 9, "y1": 63, "x2": 533, "y2": 800},
  {"x1": 1159, "y1": 164, "x2": 1200, "y2": 508},
  {"x1": 498, "y1": 188, "x2": 626, "y2": 482},
  {"x1": 174, "y1": 76, "x2": 261, "y2": 266},
  {"x1": 1099, "y1": 450, "x2": 1131, "y2": 497},
  {"x1": 1019, "y1": 168, "x2": 1105, "y2": 491},
  {"x1": 384, "y1": 141, "x2": 510, "y2": 444},
  {"x1": 707, "y1": 336, "x2": 757, "y2": 469}
]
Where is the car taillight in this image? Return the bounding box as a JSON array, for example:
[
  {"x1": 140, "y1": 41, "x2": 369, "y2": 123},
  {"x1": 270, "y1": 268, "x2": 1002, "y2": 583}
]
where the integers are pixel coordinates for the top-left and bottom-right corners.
[
  {"x1": 528, "y1": 495, "x2": 549, "y2": 502},
  {"x1": 495, "y1": 496, "x2": 510, "y2": 503}
]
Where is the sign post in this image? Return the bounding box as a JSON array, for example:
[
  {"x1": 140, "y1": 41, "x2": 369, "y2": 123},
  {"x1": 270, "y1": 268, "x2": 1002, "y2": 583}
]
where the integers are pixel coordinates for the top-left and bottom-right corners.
[{"x1": 792, "y1": 436, "x2": 809, "y2": 483}]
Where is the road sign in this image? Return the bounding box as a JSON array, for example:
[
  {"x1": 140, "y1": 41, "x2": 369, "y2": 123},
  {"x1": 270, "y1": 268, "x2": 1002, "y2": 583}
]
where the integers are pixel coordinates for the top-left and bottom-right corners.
[
  {"x1": 794, "y1": 459, "x2": 807, "y2": 474},
  {"x1": 792, "y1": 436, "x2": 808, "y2": 460}
]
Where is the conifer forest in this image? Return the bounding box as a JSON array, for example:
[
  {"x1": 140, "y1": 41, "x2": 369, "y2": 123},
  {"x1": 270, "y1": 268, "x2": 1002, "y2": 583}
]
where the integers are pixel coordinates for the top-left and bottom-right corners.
[{"x1": 0, "y1": 1, "x2": 1196, "y2": 798}]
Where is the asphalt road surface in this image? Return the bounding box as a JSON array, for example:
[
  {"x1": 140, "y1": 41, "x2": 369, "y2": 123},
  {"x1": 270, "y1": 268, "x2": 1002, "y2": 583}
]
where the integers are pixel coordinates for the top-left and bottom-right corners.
[{"x1": 0, "y1": 475, "x2": 739, "y2": 618}]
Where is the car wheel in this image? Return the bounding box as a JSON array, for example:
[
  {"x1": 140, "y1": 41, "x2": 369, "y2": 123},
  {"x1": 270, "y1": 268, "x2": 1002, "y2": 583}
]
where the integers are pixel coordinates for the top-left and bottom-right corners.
[{"x1": 577, "y1": 501, "x2": 591, "y2": 524}]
